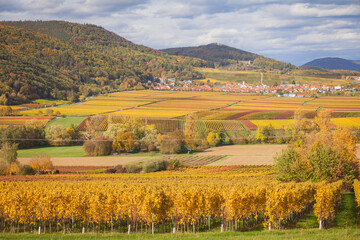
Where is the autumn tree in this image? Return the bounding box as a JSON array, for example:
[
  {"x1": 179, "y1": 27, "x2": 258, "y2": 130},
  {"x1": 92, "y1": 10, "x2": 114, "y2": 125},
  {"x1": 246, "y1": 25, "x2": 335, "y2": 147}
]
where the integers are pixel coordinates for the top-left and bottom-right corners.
[
  {"x1": 184, "y1": 114, "x2": 198, "y2": 149},
  {"x1": 112, "y1": 132, "x2": 137, "y2": 153},
  {"x1": 83, "y1": 135, "x2": 112, "y2": 156},
  {"x1": 0, "y1": 142, "x2": 18, "y2": 165},
  {"x1": 46, "y1": 125, "x2": 72, "y2": 146},
  {"x1": 28, "y1": 154, "x2": 54, "y2": 172},
  {"x1": 275, "y1": 109, "x2": 359, "y2": 186}
]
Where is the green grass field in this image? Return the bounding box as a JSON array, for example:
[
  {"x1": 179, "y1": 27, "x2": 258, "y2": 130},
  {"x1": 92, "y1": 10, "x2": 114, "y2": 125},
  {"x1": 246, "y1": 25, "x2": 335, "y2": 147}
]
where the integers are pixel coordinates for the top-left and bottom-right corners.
[
  {"x1": 46, "y1": 117, "x2": 87, "y2": 129},
  {"x1": 1, "y1": 228, "x2": 359, "y2": 240},
  {"x1": 204, "y1": 71, "x2": 347, "y2": 86},
  {"x1": 17, "y1": 146, "x2": 85, "y2": 158}
]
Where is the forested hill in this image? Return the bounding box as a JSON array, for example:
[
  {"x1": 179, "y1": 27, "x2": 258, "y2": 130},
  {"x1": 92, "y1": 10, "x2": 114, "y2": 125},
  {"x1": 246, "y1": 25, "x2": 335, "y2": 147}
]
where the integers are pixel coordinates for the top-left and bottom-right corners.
[
  {"x1": 162, "y1": 43, "x2": 258, "y2": 65},
  {"x1": 0, "y1": 24, "x2": 149, "y2": 104},
  {"x1": 162, "y1": 43, "x2": 295, "y2": 72},
  {"x1": 0, "y1": 21, "x2": 209, "y2": 105},
  {"x1": 2, "y1": 21, "x2": 210, "y2": 77},
  {"x1": 303, "y1": 57, "x2": 360, "y2": 71}
]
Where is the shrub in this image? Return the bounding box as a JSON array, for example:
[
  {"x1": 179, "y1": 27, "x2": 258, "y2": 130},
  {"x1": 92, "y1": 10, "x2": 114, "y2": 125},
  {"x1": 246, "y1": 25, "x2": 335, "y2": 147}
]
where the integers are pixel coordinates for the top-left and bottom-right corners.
[
  {"x1": 83, "y1": 135, "x2": 112, "y2": 156},
  {"x1": 169, "y1": 158, "x2": 182, "y2": 169},
  {"x1": 114, "y1": 165, "x2": 126, "y2": 173},
  {"x1": 159, "y1": 136, "x2": 182, "y2": 154},
  {"x1": 143, "y1": 158, "x2": 169, "y2": 173},
  {"x1": 20, "y1": 165, "x2": 36, "y2": 175},
  {"x1": 28, "y1": 154, "x2": 54, "y2": 172},
  {"x1": 104, "y1": 168, "x2": 116, "y2": 173},
  {"x1": 46, "y1": 125, "x2": 72, "y2": 146},
  {"x1": 124, "y1": 164, "x2": 142, "y2": 173},
  {"x1": 4, "y1": 163, "x2": 20, "y2": 175},
  {"x1": 0, "y1": 142, "x2": 18, "y2": 165}
]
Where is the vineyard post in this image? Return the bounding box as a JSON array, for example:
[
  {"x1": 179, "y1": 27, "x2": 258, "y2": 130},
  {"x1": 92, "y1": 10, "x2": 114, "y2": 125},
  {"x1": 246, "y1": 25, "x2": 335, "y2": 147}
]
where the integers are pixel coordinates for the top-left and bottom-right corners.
[
  {"x1": 170, "y1": 212, "x2": 173, "y2": 231},
  {"x1": 128, "y1": 224, "x2": 131, "y2": 234},
  {"x1": 319, "y1": 201, "x2": 323, "y2": 230},
  {"x1": 208, "y1": 215, "x2": 211, "y2": 230},
  {"x1": 82, "y1": 205, "x2": 86, "y2": 234},
  {"x1": 38, "y1": 226, "x2": 41, "y2": 235},
  {"x1": 268, "y1": 222, "x2": 271, "y2": 231},
  {"x1": 72, "y1": 214, "x2": 74, "y2": 232},
  {"x1": 221, "y1": 207, "x2": 224, "y2": 232},
  {"x1": 152, "y1": 213, "x2": 154, "y2": 234},
  {"x1": 278, "y1": 218, "x2": 281, "y2": 229}
]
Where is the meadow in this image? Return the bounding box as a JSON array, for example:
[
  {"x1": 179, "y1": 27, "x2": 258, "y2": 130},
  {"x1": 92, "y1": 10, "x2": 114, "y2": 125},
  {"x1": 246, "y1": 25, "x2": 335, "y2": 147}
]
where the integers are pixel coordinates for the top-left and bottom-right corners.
[{"x1": 200, "y1": 68, "x2": 350, "y2": 86}]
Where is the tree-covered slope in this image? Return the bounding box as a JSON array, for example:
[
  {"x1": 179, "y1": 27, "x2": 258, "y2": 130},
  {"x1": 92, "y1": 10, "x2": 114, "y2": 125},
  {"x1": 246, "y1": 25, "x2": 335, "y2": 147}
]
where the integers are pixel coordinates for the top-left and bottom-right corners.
[
  {"x1": 1, "y1": 21, "x2": 209, "y2": 81},
  {"x1": 0, "y1": 24, "x2": 151, "y2": 104},
  {"x1": 162, "y1": 43, "x2": 295, "y2": 72}
]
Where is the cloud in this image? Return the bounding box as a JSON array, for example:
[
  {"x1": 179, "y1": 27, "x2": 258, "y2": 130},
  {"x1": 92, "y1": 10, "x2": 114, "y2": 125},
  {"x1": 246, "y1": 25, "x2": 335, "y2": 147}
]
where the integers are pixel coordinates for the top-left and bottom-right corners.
[{"x1": 0, "y1": 0, "x2": 359, "y2": 65}]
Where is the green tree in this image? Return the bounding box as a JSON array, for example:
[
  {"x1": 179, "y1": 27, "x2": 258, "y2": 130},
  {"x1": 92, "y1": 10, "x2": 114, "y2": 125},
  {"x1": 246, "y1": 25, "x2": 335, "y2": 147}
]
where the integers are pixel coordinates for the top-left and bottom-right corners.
[{"x1": 275, "y1": 110, "x2": 359, "y2": 186}]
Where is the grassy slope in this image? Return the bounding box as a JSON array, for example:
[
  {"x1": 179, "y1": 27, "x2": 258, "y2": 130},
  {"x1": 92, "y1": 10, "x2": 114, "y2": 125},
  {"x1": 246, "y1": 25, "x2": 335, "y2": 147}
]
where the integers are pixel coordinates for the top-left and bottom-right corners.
[
  {"x1": 203, "y1": 70, "x2": 348, "y2": 86},
  {"x1": 46, "y1": 117, "x2": 87, "y2": 129},
  {"x1": 333, "y1": 193, "x2": 358, "y2": 228},
  {"x1": 17, "y1": 146, "x2": 85, "y2": 158}
]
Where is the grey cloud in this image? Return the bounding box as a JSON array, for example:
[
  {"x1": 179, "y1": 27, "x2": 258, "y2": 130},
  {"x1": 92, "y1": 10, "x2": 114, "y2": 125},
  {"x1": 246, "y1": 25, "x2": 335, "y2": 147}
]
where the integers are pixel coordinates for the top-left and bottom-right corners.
[{"x1": 0, "y1": 0, "x2": 359, "y2": 65}]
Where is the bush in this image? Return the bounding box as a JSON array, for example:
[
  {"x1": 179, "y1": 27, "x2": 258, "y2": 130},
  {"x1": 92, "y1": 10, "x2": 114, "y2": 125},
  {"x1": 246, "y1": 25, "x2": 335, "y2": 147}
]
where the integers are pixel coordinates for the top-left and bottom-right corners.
[
  {"x1": 143, "y1": 158, "x2": 169, "y2": 173},
  {"x1": 20, "y1": 165, "x2": 35, "y2": 175},
  {"x1": 124, "y1": 164, "x2": 142, "y2": 173},
  {"x1": 46, "y1": 125, "x2": 72, "y2": 146},
  {"x1": 114, "y1": 165, "x2": 126, "y2": 173},
  {"x1": 169, "y1": 158, "x2": 182, "y2": 169},
  {"x1": 28, "y1": 154, "x2": 54, "y2": 172},
  {"x1": 104, "y1": 168, "x2": 116, "y2": 174},
  {"x1": 83, "y1": 135, "x2": 112, "y2": 156},
  {"x1": 159, "y1": 136, "x2": 182, "y2": 154}
]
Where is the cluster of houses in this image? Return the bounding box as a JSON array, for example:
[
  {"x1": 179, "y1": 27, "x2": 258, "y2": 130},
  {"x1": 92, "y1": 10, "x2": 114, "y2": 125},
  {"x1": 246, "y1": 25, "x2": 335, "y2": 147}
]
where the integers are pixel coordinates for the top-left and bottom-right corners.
[{"x1": 152, "y1": 78, "x2": 348, "y2": 97}]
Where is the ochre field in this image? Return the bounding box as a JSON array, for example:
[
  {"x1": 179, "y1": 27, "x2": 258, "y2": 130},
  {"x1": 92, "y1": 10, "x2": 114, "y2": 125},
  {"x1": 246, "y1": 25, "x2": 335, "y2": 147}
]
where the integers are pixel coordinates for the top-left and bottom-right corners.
[{"x1": 4, "y1": 90, "x2": 358, "y2": 132}]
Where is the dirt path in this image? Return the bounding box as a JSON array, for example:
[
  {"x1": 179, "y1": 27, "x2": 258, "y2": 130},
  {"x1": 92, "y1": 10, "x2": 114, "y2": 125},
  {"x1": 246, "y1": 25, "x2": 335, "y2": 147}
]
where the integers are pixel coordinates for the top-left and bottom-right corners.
[
  {"x1": 18, "y1": 156, "x2": 147, "y2": 167},
  {"x1": 18, "y1": 144, "x2": 360, "y2": 167},
  {"x1": 201, "y1": 144, "x2": 360, "y2": 166},
  {"x1": 198, "y1": 144, "x2": 287, "y2": 165}
]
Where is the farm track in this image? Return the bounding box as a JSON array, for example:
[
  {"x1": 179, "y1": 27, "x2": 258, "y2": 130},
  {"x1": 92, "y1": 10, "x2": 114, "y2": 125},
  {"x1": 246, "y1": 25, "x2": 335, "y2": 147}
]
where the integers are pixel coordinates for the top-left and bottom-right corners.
[{"x1": 17, "y1": 144, "x2": 360, "y2": 167}]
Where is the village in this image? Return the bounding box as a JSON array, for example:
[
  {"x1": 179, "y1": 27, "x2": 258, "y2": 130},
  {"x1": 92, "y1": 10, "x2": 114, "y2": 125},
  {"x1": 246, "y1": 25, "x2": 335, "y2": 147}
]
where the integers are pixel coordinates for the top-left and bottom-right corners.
[{"x1": 152, "y1": 77, "x2": 350, "y2": 97}]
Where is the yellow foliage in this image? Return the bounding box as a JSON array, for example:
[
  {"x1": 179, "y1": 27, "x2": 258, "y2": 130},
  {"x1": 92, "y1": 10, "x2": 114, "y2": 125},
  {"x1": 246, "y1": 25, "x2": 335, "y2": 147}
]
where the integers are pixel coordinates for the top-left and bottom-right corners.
[{"x1": 28, "y1": 155, "x2": 54, "y2": 171}]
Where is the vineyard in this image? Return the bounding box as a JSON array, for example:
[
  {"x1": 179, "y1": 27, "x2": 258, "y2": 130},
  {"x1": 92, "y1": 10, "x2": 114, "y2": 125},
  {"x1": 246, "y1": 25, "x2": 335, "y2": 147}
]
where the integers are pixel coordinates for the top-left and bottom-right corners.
[
  {"x1": 0, "y1": 171, "x2": 346, "y2": 234},
  {"x1": 11, "y1": 92, "x2": 359, "y2": 131}
]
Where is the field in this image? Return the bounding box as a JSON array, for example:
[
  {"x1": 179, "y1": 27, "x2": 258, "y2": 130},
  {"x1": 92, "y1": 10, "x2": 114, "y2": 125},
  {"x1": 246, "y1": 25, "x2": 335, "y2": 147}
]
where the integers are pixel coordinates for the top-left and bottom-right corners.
[
  {"x1": 46, "y1": 117, "x2": 87, "y2": 129},
  {"x1": 14, "y1": 91, "x2": 360, "y2": 128},
  {"x1": 200, "y1": 68, "x2": 350, "y2": 86}
]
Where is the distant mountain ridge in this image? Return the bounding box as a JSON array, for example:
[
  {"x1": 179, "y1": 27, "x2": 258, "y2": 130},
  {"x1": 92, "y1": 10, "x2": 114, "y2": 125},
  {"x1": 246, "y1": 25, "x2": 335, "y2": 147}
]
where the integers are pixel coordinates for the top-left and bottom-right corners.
[
  {"x1": 162, "y1": 43, "x2": 295, "y2": 72},
  {"x1": 303, "y1": 57, "x2": 360, "y2": 71},
  {"x1": 162, "y1": 43, "x2": 259, "y2": 64}
]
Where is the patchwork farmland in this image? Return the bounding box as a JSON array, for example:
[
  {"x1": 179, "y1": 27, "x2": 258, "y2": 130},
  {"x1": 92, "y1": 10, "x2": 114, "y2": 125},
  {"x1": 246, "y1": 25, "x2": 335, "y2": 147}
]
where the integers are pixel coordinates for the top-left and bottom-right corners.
[{"x1": 2, "y1": 90, "x2": 360, "y2": 131}]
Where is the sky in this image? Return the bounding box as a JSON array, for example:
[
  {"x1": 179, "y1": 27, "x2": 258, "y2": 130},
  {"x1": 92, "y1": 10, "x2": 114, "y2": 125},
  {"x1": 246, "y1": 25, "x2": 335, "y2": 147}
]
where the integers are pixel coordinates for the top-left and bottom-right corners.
[{"x1": 0, "y1": 0, "x2": 359, "y2": 65}]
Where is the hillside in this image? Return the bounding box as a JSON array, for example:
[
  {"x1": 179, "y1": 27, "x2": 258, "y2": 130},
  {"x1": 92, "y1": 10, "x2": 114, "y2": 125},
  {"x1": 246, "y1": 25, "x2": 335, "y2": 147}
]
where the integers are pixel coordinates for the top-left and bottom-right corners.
[
  {"x1": 0, "y1": 24, "x2": 152, "y2": 105},
  {"x1": 162, "y1": 43, "x2": 295, "y2": 72},
  {"x1": 303, "y1": 57, "x2": 360, "y2": 71},
  {"x1": 0, "y1": 21, "x2": 210, "y2": 104}
]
